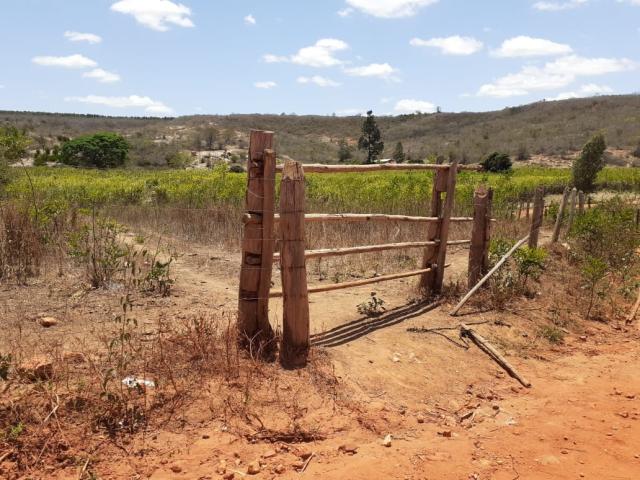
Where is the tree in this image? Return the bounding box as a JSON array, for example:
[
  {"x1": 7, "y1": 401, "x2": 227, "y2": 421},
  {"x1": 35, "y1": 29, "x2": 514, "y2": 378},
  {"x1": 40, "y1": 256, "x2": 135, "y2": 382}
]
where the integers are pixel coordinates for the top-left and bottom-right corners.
[
  {"x1": 358, "y1": 110, "x2": 384, "y2": 164},
  {"x1": 0, "y1": 125, "x2": 31, "y2": 184},
  {"x1": 337, "y1": 139, "x2": 352, "y2": 162},
  {"x1": 59, "y1": 132, "x2": 129, "y2": 168},
  {"x1": 573, "y1": 133, "x2": 606, "y2": 192},
  {"x1": 481, "y1": 152, "x2": 512, "y2": 172},
  {"x1": 203, "y1": 126, "x2": 219, "y2": 150},
  {"x1": 166, "y1": 151, "x2": 192, "y2": 169},
  {"x1": 392, "y1": 141, "x2": 405, "y2": 163}
]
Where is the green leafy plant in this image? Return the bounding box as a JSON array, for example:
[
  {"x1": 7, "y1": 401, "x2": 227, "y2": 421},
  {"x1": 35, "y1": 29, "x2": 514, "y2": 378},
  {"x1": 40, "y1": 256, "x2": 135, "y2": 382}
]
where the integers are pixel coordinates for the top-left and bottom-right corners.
[
  {"x1": 514, "y1": 247, "x2": 547, "y2": 289},
  {"x1": 572, "y1": 133, "x2": 606, "y2": 192},
  {"x1": 0, "y1": 353, "x2": 11, "y2": 380},
  {"x1": 357, "y1": 292, "x2": 386, "y2": 317},
  {"x1": 481, "y1": 152, "x2": 512, "y2": 173},
  {"x1": 60, "y1": 132, "x2": 129, "y2": 169},
  {"x1": 580, "y1": 256, "x2": 609, "y2": 320},
  {"x1": 539, "y1": 325, "x2": 564, "y2": 344}
]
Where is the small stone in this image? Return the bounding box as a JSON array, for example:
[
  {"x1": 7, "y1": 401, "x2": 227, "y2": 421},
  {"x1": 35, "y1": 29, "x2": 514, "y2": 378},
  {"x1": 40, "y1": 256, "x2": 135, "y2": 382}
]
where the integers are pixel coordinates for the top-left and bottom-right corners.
[
  {"x1": 247, "y1": 461, "x2": 261, "y2": 475},
  {"x1": 274, "y1": 464, "x2": 285, "y2": 474},
  {"x1": 18, "y1": 357, "x2": 54, "y2": 381},
  {"x1": 338, "y1": 444, "x2": 358, "y2": 454},
  {"x1": 63, "y1": 352, "x2": 86, "y2": 364},
  {"x1": 170, "y1": 465, "x2": 182, "y2": 473},
  {"x1": 262, "y1": 449, "x2": 277, "y2": 459},
  {"x1": 296, "y1": 448, "x2": 312, "y2": 460},
  {"x1": 561, "y1": 449, "x2": 569, "y2": 455},
  {"x1": 202, "y1": 434, "x2": 210, "y2": 439},
  {"x1": 39, "y1": 317, "x2": 58, "y2": 327},
  {"x1": 216, "y1": 461, "x2": 227, "y2": 474},
  {"x1": 416, "y1": 415, "x2": 425, "y2": 424},
  {"x1": 382, "y1": 434, "x2": 392, "y2": 447},
  {"x1": 625, "y1": 394, "x2": 636, "y2": 399},
  {"x1": 223, "y1": 473, "x2": 235, "y2": 480},
  {"x1": 439, "y1": 430, "x2": 453, "y2": 438}
]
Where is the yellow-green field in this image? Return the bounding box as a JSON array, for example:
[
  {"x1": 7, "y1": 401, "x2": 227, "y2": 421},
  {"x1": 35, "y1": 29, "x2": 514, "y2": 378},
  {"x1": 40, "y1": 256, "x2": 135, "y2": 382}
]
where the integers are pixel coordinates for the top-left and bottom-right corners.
[{"x1": 5, "y1": 165, "x2": 640, "y2": 217}]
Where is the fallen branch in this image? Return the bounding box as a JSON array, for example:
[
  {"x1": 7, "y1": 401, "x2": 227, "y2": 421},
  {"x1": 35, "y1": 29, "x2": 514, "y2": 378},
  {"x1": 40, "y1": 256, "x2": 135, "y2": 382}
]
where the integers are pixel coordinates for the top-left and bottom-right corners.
[
  {"x1": 460, "y1": 323, "x2": 532, "y2": 388},
  {"x1": 450, "y1": 235, "x2": 529, "y2": 316}
]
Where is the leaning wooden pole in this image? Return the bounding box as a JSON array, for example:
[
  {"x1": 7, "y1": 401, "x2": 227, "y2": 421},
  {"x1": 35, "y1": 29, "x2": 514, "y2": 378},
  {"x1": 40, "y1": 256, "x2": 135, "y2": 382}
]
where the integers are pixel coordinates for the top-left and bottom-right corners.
[
  {"x1": 434, "y1": 160, "x2": 459, "y2": 292},
  {"x1": 451, "y1": 235, "x2": 529, "y2": 316},
  {"x1": 566, "y1": 187, "x2": 578, "y2": 235},
  {"x1": 419, "y1": 169, "x2": 446, "y2": 295},
  {"x1": 551, "y1": 187, "x2": 570, "y2": 243},
  {"x1": 238, "y1": 131, "x2": 276, "y2": 351},
  {"x1": 279, "y1": 161, "x2": 310, "y2": 368},
  {"x1": 468, "y1": 186, "x2": 493, "y2": 289},
  {"x1": 528, "y1": 187, "x2": 545, "y2": 248},
  {"x1": 460, "y1": 323, "x2": 532, "y2": 388}
]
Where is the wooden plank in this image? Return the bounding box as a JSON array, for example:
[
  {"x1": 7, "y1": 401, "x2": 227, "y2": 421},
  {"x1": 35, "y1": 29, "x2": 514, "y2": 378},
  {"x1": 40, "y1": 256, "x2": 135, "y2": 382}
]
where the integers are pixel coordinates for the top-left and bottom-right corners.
[
  {"x1": 256, "y1": 149, "x2": 276, "y2": 334},
  {"x1": 551, "y1": 187, "x2": 570, "y2": 243},
  {"x1": 451, "y1": 235, "x2": 529, "y2": 316},
  {"x1": 274, "y1": 163, "x2": 481, "y2": 173},
  {"x1": 272, "y1": 240, "x2": 470, "y2": 262},
  {"x1": 433, "y1": 159, "x2": 459, "y2": 293},
  {"x1": 528, "y1": 186, "x2": 545, "y2": 248},
  {"x1": 243, "y1": 213, "x2": 475, "y2": 224},
  {"x1": 279, "y1": 161, "x2": 310, "y2": 368},
  {"x1": 419, "y1": 169, "x2": 447, "y2": 293},
  {"x1": 238, "y1": 130, "x2": 275, "y2": 346},
  {"x1": 270, "y1": 267, "x2": 446, "y2": 298},
  {"x1": 468, "y1": 186, "x2": 493, "y2": 289}
]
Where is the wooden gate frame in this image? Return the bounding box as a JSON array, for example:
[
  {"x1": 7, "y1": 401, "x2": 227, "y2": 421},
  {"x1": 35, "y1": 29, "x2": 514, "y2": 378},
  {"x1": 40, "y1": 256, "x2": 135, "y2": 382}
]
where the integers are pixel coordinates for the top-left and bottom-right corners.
[{"x1": 238, "y1": 130, "x2": 493, "y2": 367}]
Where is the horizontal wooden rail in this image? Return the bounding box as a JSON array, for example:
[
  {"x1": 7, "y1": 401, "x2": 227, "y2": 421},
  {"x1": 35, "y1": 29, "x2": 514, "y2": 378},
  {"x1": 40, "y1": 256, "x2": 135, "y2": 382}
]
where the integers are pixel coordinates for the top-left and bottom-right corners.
[
  {"x1": 272, "y1": 239, "x2": 470, "y2": 262},
  {"x1": 243, "y1": 213, "x2": 476, "y2": 224},
  {"x1": 270, "y1": 264, "x2": 451, "y2": 297},
  {"x1": 274, "y1": 163, "x2": 482, "y2": 174}
]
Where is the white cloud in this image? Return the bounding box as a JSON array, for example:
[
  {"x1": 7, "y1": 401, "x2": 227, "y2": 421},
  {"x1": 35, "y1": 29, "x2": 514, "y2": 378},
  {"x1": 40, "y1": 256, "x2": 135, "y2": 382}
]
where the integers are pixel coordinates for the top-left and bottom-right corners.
[
  {"x1": 337, "y1": 7, "x2": 354, "y2": 16},
  {"x1": 345, "y1": 0, "x2": 439, "y2": 18},
  {"x1": 110, "y1": 0, "x2": 194, "y2": 31},
  {"x1": 264, "y1": 39, "x2": 349, "y2": 68},
  {"x1": 65, "y1": 94, "x2": 173, "y2": 114},
  {"x1": 410, "y1": 35, "x2": 483, "y2": 55},
  {"x1": 82, "y1": 68, "x2": 121, "y2": 83},
  {"x1": 345, "y1": 63, "x2": 397, "y2": 79},
  {"x1": 254, "y1": 81, "x2": 277, "y2": 89},
  {"x1": 394, "y1": 99, "x2": 437, "y2": 114},
  {"x1": 297, "y1": 76, "x2": 341, "y2": 87},
  {"x1": 32, "y1": 54, "x2": 97, "y2": 69},
  {"x1": 64, "y1": 31, "x2": 102, "y2": 44},
  {"x1": 533, "y1": 0, "x2": 588, "y2": 11},
  {"x1": 548, "y1": 83, "x2": 614, "y2": 101},
  {"x1": 244, "y1": 14, "x2": 256, "y2": 25},
  {"x1": 492, "y1": 36, "x2": 572, "y2": 57},
  {"x1": 478, "y1": 55, "x2": 636, "y2": 97}
]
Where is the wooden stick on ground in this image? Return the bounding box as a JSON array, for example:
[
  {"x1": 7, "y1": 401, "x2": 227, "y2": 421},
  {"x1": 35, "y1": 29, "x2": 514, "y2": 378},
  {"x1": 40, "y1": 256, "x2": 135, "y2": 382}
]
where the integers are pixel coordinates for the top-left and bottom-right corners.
[
  {"x1": 450, "y1": 235, "x2": 529, "y2": 316},
  {"x1": 460, "y1": 323, "x2": 532, "y2": 388},
  {"x1": 626, "y1": 287, "x2": 640, "y2": 325}
]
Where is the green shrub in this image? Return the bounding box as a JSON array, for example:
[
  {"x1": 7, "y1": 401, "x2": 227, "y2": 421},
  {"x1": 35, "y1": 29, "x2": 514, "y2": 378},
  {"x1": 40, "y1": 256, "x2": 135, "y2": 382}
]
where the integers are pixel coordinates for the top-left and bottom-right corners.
[
  {"x1": 481, "y1": 152, "x2": 512, "y2": 173},
  {"x1": 572, "y1": 134, "x2": 605, "y2": 192},
  {"x1": 60, "y1": 132, "x2": 129, "y2": 169}
]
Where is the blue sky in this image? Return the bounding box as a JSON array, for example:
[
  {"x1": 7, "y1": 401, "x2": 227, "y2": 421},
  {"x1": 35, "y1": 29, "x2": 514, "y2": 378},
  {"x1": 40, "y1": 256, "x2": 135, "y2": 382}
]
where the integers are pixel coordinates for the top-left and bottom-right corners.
[{"x1": 0, "y1": 0, "x2": 638, "y2": 117}]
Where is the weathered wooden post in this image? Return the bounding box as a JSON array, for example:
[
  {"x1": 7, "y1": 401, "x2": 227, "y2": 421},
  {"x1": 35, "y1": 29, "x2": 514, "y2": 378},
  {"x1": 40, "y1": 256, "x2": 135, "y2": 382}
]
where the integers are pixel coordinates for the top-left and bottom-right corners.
[
  {"x1": 279, "y1": 161, "x2": 310, "y2": 368},
  {"x1": 578, "y1": 191, "x2": 585, "y2": 215},
  {"x1": 566, "y1": 187, "x2": 578, "y2": 234},
  {"x1": 468, "y1": 186, "x2": 493, "y2": 288},
  {"x1": 528, "y1": 187, "x2": 545, "y2": 248},
  {"x1": 238, "y1": 131, "x2": 276, "y2": 351},
  {"x1": 551, "y1": 187, "x2": 570, "y2": 243},
  {"x1": 420, "y1": 161, "x2": 458, "y2": 295}
]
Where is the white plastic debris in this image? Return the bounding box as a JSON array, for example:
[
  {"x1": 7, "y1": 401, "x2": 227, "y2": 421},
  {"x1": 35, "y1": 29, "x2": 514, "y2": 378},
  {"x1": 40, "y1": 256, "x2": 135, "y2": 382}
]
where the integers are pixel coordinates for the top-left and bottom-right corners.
[{"x1": 122, "y1": 375, "x2": 155, "y2": 388}]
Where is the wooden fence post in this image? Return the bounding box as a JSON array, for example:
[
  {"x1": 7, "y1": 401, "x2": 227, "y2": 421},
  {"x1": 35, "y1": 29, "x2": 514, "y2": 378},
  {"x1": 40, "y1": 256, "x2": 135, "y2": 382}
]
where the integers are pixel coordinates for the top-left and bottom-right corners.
[
  {"x1": 468, "y1": 186, "x2": 493, "y2": 289},
  {"x1": 279, "y1": 161, "x2": 310, "y2": 368},
  {"x1": 434, "y1": 161, "x2": 459, "y2": 292},
  {"x1": 419, "y1": 169, "x2": 446, "y2": 294},
  {"x1": 238, "y1": 130, "x2": 276, "y2": 351},
  {"x1": 551, "y1": 187, "x2": 570, "y2": 243},
  {"x1": 578, "y1": 191, "x2": 585, "y2": 215},
  {"x1": 528, "y1": 187, "x2": 545, "y2": 248},
  {"x1": 566, "y1": 187, "x2": 578, "y2": 234}
]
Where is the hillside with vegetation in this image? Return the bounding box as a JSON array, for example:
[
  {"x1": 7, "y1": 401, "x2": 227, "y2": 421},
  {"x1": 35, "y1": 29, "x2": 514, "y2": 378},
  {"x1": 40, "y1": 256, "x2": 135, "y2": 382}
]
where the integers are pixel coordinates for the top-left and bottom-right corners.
[{"x1": 2, "y1": 94, "x2": 640, "y2": 167}]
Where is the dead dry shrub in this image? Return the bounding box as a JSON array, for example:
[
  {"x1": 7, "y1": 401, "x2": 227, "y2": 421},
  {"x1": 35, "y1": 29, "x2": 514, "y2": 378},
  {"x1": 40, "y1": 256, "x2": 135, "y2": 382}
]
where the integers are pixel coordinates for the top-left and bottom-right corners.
[{"x1": 0, "y1": 203, "x2": 44, "y2": 284}]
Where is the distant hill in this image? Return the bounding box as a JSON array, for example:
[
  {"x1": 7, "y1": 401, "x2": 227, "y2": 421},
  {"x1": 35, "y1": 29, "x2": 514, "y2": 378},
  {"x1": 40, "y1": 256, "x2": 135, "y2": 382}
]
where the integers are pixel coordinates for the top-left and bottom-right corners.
[{"x1": 2, "y1": 94, "x2": 640, "y2": 166}]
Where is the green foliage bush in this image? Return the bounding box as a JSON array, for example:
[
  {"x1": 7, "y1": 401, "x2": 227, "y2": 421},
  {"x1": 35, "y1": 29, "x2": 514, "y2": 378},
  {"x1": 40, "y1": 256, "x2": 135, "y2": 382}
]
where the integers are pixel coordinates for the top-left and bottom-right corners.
[
  {"x1": 480, "y1": 152, "x2": 512, "y2": 173},
  {"x1": 60, "y1": 132, "x2": 129, "y2": 168},
  {"x1": 572, "y1": 133, "x2": 606, "y2": 192}
]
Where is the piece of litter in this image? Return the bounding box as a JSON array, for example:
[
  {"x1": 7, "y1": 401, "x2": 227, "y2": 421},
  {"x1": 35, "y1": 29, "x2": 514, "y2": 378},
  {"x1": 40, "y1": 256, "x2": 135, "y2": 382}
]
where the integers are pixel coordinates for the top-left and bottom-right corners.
[{"x1": 122, "y1": 376, "x2": 155, "y2": 388}]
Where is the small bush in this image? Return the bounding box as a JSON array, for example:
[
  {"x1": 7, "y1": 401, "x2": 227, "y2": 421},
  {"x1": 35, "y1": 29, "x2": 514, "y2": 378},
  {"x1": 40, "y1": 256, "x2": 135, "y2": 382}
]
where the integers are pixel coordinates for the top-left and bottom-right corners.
[
  {"x1": 539, "y1": 325, "x2": 564, "y2": 344},
  {"x1": 572, "y1": 133, "x2": 605, "y2": 192},
  {"x1": 60, "y1": 132, "x2": 129, "y2": 169},
  {"x1": 0, "y1": 204, "x2": 44, "y2": 283},
  {"x1": 481, "y1": 152, "x2": 512, "y2": 173},
  {"x1": 357, "y1": 292, "x2": 386, "y2": 317}
]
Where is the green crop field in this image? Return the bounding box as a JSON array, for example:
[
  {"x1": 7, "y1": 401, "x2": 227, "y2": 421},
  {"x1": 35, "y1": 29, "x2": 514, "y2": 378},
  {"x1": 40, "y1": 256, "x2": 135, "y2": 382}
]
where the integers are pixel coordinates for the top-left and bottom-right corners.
[{"x1": 5, "y1": 165, "x2": 640, "y2": 218}]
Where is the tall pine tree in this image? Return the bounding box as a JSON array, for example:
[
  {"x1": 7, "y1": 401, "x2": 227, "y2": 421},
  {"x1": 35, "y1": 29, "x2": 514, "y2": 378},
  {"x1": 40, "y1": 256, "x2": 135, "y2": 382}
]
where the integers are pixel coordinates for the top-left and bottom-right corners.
[
  {"x1": 358, "y1": 110, "x2": 384, "y2": 164},
  {"x1": 392, "y1": 141, "x2": 405, "y2": 163},
  {"x1": 573, "y1": 134, "x2": 606, "y2": 192}
]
